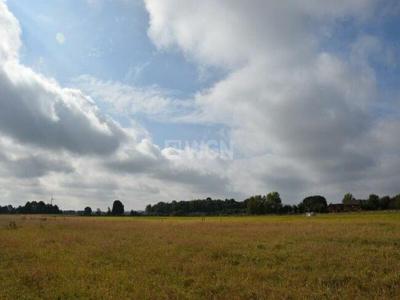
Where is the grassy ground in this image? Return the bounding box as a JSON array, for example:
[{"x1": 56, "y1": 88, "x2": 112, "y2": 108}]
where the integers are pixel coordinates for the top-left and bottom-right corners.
[{"x1": 1, "y1": 213, "x2": 400, "y2": 299}]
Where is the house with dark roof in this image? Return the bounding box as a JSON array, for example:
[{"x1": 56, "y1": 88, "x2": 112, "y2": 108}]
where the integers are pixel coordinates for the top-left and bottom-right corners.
[{"x1": 328, "y1": 200, "x2": 361, "y2": 213}]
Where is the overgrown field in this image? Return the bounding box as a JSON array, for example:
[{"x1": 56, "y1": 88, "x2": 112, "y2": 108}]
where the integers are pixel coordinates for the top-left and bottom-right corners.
[{"x1": 1, "y1": 213, "x2": 400, "y2": 299}]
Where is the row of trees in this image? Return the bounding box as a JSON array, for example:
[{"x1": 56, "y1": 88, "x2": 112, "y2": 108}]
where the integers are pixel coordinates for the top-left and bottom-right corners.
[
  {"x1": 2, "y1": 194, "x2": 400, "y2": 216},
  {"x1": 0, "y1": 201, "x2": 61, "y2": 214},
  {"x1": 343, "y1": 193, "x2": 400, "y2": 211},
  {"x1": 145, "y1": 194, "x2": 328, "y2": 216},
  {"x1": 145, "y1": 198, "x2": 245, "y2": 216},
  {"x1": 247, "y1": 192, "x2": 284, "y2": 214},
  {"x1": 244, "y1": 193, "x2": 400, "y2": 215},
  {"x1": 145, "y1": 193, "x2": 400, "y2": 216},
  {"x1": 0, "y1": 200, "x2": 124, "y2": 216}
]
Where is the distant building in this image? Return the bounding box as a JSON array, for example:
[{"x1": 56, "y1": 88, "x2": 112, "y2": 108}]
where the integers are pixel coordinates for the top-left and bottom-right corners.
[
  {"x1": 328, "y1": 200, "x2": 361, "y2": 213},
  {"x1": 328, "y1": 203, "x2": 344, "y2": 213}
]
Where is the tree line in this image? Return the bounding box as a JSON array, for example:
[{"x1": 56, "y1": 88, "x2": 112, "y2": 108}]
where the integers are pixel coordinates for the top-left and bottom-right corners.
[
  {"x1": 0, "y1": 201, "x2": 61, "y2": 214},
  {"x1": 1, "y1": 193, "x2": 400, "y2": 216},
  {"x1": 145, "y1": 193, "x2": 400, "y2": 216},
  {"x1": 0, "y1": 200, "x2": 126, "y2": 216}
]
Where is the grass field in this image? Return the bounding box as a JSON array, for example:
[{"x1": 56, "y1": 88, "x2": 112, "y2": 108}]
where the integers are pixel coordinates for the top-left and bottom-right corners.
[{"x1": 1, "y1": 213, "x2": 400, "y2": 299}]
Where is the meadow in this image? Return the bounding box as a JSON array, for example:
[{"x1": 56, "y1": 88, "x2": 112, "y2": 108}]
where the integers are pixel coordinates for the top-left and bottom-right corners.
[{"x1": 1, "y1": 213, "x2": 400, "y2": 299}]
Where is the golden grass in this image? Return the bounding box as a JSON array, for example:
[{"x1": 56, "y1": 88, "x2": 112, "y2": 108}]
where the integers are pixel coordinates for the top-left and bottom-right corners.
[{"x1": 1, "y1": 212, "x2": 400, "y2": 299}]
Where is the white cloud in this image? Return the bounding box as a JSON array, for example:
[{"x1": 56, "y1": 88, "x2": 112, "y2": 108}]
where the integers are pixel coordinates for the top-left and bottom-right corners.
[
  {"x1": 145, "y1": 0, "x2": 376, "y2": 68},
  {"x1": 0, "y1": 1, "x2": 232, "y2": 209},
  {"x1": 0, "y1": 2, "x2": 127, "y2": 155},
  {"x1": 144, "y1": 0, "x2": 400, "y2": 201},
  {"x1": 1, "y1": 0, "x2": 400, "y2": 210},
  {"x1": 0, "y1": 1, "x2": 20, "y2": 63},
  {"x1": 72, "y1": 75, "x2": 193, "y2": 120}
]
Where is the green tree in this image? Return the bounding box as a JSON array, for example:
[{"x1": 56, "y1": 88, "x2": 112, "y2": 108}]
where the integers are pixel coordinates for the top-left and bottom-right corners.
[
  {"x1": 342, "y1": 193, "x2": 355, "y2": 205},
  {"x1": 83, "y1": 207, "x2": 92, "y2": 216},
  {"x1": 389, "y1": 194, "x2": 400, "y2": 209},
  {"x1": 367, "y1": 194, "x2": 380, "y2": 210},
  {"x1": 111, "y1": 200, "x2": 124, "y2": 215},
  {"x1": 302, "y1": 195, "x2": 327, "y2": 213},
  {"x1": 145, "y1": 204, "x2": 152, "y2": 214},
  {"x1": 265, "y1": 192, "x2": 282, "y2": 213},
  {"x1": 379, "y1": 196, "x2": 391, "y2": 210},
  {"x1": 246, "y1": 195, "x2": 265, "y2": 215}
]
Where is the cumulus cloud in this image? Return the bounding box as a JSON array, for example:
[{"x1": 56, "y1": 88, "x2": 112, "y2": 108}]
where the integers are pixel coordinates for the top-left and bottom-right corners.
[
  {"x1": 105, "y1": 139, "x2": 232, "y2": 195},
  {"x1": 0, "y1": 137, "x2": 73, "y2": 179},
  {"x1": 0, "y1": 1, "x2": 233, "y2": 209},
  {"x1": 0, "y1": 1, "x2": 20, "y2": 63},
  {"x1": 1, "y1": 0, "x2": 399, "y2": 209},
  {"x1": 145, "y1": 0, "x2": 376, "y2": 68},
  {"x1": 0, "y1": 2, "x2": 126, "y2": 155},
  {"x1": 144, "y1": 0, "x2": 400, "y2": 201}
]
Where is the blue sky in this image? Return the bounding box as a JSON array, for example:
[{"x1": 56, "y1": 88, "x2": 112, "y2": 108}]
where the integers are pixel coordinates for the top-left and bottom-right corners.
[
  {"x1": 8, "y1": 0, "x2": 400, "y2": 139},
  {"x1": 7, "y1": 0, "x2": 227, "y2": 147},
  {"x1": 9, "y1": 0, "x2": 400, "y2": 108},
  {"x1": 8, "y1": 0, "x2": 224, "y2": 94}
]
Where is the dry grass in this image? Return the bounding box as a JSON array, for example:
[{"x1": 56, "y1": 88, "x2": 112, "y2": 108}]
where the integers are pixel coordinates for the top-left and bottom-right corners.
[{"x1": 1, "y1": 213, "x2": 400, "y2": 299}]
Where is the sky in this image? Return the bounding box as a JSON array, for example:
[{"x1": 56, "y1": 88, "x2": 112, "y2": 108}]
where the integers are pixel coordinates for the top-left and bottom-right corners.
[{"x1": 0, "y1": 0, "x2": 400, "y2": 210}]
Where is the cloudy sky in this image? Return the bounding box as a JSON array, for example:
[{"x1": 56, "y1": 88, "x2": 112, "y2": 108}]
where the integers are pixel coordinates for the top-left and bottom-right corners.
[{"x1": 0, "y1": 0, "x2": 399, "y2": 210}]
